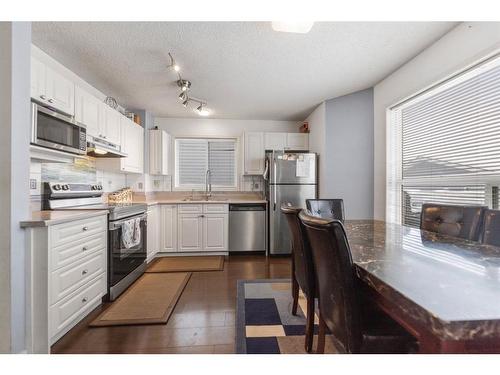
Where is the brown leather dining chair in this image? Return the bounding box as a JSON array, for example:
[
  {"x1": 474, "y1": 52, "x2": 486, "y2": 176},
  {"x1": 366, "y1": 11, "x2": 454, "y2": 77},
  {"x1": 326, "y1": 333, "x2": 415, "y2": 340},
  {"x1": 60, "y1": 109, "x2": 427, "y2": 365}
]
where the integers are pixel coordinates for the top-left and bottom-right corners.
[
  {"x1": 420, "y1": 203, "x2": 486, "y2": 241},
  {"x1": 298, "y1": 210, "x2": 417, "y2": 353},
  {"x1": 280, "y1": 203, "x2": 317, "y2": 353},
  {"x1": 306, "y1": 199, "x2": 345, "y2": 221},
  {"x1": 480, "y1": 209, "x2": 500, "y2": 247}
]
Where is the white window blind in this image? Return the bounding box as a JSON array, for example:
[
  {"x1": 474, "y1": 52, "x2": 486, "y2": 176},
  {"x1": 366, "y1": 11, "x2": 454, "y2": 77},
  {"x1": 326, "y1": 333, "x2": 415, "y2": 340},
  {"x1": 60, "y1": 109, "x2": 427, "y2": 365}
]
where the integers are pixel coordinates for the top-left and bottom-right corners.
[
  {"x1": 387, "y1": 55, "x2": 500, "y2": 226},
  {"x1": 175, "y1": 138, "x2": 237, "y2": 189}
]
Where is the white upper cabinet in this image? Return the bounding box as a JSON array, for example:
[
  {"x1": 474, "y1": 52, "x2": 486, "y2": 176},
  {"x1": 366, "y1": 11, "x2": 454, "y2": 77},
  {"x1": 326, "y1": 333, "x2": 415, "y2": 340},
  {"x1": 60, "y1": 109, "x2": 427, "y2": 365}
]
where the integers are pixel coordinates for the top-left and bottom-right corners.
[
  {"x1": 120, "y1": 117, "x2": 144, "y2": 174},
  {"x1": 264, "y1": 132, "x2": 287, "y2": 150},
  {"x1": 74, "y1": 86, "x2": 103, "y2": 138},
  {"x1": 149, "y1": 129, "x2": 171, "y2": 175},
  {"x1": 244, "y1": 132, "x2": 265, "y2": 175},
  {"x1": 286, "y1": 133, "x2": 309, "y2": 151},
  {"x1": 31, "y1": 57, "x2": 75, "y2": 116},
  {"x1": 103, "y1": 107, "x2": 122, "y2": 145}
]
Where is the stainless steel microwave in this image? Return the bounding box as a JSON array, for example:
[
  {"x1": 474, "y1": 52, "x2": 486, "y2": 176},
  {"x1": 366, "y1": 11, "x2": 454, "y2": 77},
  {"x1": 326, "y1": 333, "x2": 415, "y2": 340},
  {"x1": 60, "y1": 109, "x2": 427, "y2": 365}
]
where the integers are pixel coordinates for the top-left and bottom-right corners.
[{"x1": 31, "y1": 102, "x2": 87, "y2": 155}]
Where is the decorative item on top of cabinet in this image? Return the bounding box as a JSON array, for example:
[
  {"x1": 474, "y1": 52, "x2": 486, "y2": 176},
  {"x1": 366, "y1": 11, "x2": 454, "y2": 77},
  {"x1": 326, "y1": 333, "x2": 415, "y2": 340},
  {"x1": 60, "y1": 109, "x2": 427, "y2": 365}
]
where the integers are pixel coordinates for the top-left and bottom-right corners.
[
  {"x1": 243, "y1": 132, "x2": 265, "y2": 175},
  {"x1": 31, "y1": 57, "x2": 75, "y2": 116},
  {"x1": 149, "y1": 128, "x2": 171, "y2": 175}
]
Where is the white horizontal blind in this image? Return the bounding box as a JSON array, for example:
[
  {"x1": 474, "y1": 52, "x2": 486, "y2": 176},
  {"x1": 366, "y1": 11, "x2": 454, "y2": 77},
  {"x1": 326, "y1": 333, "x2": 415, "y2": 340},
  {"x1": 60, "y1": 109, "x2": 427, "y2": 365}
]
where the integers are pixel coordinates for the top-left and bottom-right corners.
[
  {"x1": 175, "y1": 138, "x2": 237, "y2": 189},
  {"x1": 388, "y1": 55, "x2": 500, "y2": 226},
  {"x1": 208, "y1": 140, "x2": 236, "y2": 187}
]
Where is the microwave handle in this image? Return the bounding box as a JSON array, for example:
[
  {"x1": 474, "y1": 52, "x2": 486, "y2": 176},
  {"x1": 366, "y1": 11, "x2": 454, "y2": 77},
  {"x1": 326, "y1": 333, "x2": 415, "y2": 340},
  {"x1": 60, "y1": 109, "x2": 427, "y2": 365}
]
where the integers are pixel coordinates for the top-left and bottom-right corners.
[{"x1": 31, "y1": 102, "x2": 37, "y2": 143}]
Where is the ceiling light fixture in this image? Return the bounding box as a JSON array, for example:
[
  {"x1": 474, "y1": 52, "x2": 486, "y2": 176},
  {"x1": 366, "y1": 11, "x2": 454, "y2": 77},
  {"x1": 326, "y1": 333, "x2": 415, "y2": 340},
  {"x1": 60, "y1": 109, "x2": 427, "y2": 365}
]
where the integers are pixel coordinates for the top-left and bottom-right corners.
[
  {"x1": 271, "y1": 21, "x2": 314, "y2": 34},
  {"x1": 168, "y1": 52, "x2": 211, "y2": 116},
  {"x1": 167, "y1": 52, "x2": 180, "y2": 72}
]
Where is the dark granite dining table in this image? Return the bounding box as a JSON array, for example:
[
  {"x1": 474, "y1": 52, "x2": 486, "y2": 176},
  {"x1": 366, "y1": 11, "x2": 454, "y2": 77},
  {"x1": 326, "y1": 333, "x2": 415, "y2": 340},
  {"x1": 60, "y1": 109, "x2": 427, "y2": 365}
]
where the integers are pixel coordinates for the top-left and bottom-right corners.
[{"x1": 344, "y1": 220, "x2": 500, "y2": 353}]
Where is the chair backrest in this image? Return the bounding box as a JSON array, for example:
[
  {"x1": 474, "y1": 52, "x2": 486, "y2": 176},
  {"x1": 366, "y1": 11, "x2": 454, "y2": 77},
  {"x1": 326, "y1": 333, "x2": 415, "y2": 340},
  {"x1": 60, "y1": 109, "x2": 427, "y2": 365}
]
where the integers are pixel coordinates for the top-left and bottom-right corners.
[
  {"x1": 298, "y1": 210, "x2": 361, "y2": 353},
  {"x1": 420, "y1": 203, "x2": 486, "y2": 241},
  {"x1": 306, "y1": 199, "x2": 345, "y2": 221},
  {"x1": 480, "y1": 209, "x2": 500, "y2": 247},
  {"x1": 280, "y1": 203, "x2": 316, "y2": 298}
]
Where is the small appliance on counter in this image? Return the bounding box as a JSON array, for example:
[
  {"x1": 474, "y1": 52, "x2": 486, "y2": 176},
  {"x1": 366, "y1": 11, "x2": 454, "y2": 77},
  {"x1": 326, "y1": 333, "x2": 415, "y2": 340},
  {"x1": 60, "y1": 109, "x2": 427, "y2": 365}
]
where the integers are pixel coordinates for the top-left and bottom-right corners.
[{"x1": 42, "y1": 182, "x2": 147, "y2": 301}]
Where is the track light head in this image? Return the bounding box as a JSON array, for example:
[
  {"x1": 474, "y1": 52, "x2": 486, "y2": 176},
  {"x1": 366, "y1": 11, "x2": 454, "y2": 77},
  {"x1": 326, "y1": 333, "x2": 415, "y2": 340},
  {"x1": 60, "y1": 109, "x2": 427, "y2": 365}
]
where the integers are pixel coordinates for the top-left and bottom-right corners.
[
  {"x1": 177, "y1": 79, "x2": 191, "y2": 92},
  {"x1": 182, "y1": 98, "x2": 189, "y2": 107},
  {"x1": 178, "y1": 92, "x2": 187, "y2": 101},
  {"x1": 196, "y1": 103, "x2": 210, "y2": 116}
]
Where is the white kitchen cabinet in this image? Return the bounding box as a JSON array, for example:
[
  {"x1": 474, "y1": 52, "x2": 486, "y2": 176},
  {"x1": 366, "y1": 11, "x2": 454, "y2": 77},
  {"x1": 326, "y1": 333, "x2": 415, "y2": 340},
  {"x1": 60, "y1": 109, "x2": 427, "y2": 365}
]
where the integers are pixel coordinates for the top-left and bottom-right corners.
[
  {"x1": 264, "y1": 132, "x2": 287, "y2": 150},
  {"x1": 149, "y1": 129, "x2": 171, "y2": 175},
  {"x1": 120, "y1": 118, "x2": 144, "y2": 174},
  {"x1": 147, "y1": 205, "x2": 160, "y2": 261},
  {"x1": 160, "y1": 205, "x2": 177, "y2": 253},
  {"x1": 203, "y1": 214, "x2": 228, "y2": 251},
  {"x1": 177, "y1": 213, "x2": 204, "y2": 252},
  {"x1": 286, "y1": 133, "x2": 309, "y2": 151},
  {"x1": 31, "y1": 57, "x2": 75, "y2": 116},
  {"x1": 243, "y1": 132, "x2": 265, "y2": 175},
  {"x1": 75, "y1": 86, "x2": 104, "y2": 138},
  {"x1": 103, "y1": 106, "x2": 122, "y2": 145}
]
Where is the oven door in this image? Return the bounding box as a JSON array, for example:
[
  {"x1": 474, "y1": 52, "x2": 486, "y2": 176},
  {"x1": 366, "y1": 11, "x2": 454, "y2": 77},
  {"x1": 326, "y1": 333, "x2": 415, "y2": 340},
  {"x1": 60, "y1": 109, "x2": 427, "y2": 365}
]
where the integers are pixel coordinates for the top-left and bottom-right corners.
[
  {"x1": 31, "y1": 103, "x2": 87, "y2": 155},
  {"x1": 108, "y1": 214, "x2": 147, "y2": 288}
]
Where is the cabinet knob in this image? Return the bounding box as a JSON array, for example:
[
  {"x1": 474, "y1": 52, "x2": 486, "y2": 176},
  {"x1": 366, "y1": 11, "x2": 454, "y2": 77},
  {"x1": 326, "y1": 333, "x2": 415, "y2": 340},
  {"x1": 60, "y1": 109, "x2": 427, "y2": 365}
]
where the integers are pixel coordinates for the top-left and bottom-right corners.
[
  {"x1": 48, "y1": 98, "x2": 54, "y2": 103},
  {"x1": 82, "y1": 226, "x2": 88, "y2": 231},
  {"x1": 82, "y1": 246, "x2": 88, "y2": 251},
  {"x1": 82, "y1": 297, "x2": 88, "y2": 303},
  {"x1": 82, "y1": 269, "x2": 88, "y2": 276},
  {"x1": 40, "y1": 95, "x2": 46, "y2": 100}
]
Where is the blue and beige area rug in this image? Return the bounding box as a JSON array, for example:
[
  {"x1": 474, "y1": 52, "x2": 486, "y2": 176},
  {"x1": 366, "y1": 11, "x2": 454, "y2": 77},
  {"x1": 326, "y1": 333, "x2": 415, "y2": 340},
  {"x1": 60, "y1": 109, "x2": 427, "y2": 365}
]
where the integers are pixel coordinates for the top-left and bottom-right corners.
[{"x1": 236, "y1": 279, "x2": 338, "y2": 354}]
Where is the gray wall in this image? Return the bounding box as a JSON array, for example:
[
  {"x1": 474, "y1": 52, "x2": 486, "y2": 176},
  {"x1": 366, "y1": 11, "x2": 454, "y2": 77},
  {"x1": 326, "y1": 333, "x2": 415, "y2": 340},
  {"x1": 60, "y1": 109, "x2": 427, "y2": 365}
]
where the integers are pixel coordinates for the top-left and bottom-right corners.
[
  {"x1": 0, "y1": 21, "x2": 31, "y2": 353},
  {"x1": 324, "y1": 88, "x2": 374, "y2": 219}
]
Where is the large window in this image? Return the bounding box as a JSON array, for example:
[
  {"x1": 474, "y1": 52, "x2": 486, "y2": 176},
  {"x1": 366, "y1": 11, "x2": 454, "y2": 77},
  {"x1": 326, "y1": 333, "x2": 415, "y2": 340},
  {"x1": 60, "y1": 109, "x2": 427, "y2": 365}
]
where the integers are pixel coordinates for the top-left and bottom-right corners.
[
  {"x1": 175, "y1": 138, "x2": 237, "y2": 190},
  {"x1": 387, "y1": 55, "x2": 500, "y2": 226}
]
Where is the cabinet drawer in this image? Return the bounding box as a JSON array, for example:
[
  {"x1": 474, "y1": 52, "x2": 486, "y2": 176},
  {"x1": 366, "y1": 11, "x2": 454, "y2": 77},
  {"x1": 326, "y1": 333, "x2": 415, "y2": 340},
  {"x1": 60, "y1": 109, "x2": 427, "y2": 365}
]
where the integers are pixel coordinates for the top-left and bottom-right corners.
[
  {"x1": 50, "y1": 250, "x2": 106, "y2": 304},
  {"x1": 203, "y1": 204, "x2": 228, "y2": 213},
  {"x1": 178, "y1": 204, "x2": 203, "y2": 214},
  {"x1": 50, "y1": 215, "x2": 106, "y2": 248},
  {"x1": 50, "y1": 274, "x2": 105, "y2": 339},
  {"x1": 51, "y1": 231, "x2": 106, "y2": 270}
]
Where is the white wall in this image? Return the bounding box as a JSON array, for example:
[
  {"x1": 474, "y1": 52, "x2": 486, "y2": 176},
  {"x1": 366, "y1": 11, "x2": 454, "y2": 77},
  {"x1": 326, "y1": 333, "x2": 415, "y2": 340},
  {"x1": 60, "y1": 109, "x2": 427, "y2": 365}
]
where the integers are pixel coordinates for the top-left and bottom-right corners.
[
  {"x1": 155, "y1": 117, "x2": 300, "y2": 191},
  {"x1": 0, "y1": 22, "x2": 31, "y2": 353},
  {"x1": 305, "y1": 103, "x2": 326, "y2": 196},
  {"x1": 374, "y1": 22, "x2": 500, "y2": 220}
]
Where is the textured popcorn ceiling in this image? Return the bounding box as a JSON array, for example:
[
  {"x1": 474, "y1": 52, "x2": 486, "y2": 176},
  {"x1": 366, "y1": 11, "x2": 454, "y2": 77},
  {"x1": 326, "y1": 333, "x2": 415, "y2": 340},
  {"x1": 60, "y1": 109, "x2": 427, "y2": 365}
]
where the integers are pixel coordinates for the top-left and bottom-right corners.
[{"x1": 32, "y1": 22, "x2": 457, "y2": 120}]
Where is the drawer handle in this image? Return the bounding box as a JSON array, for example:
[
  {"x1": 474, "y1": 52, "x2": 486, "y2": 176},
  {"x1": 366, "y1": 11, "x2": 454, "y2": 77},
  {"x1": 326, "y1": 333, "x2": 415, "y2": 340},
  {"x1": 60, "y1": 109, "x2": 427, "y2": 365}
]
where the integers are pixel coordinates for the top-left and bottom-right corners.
[
  {"x1": 82, "y1": 246, "x2": 88, "y2": 251},
  {"x1": 82, "y1": 269, "x2": 88, "y2": 276},
  {"x1": 82, "y1": 297, "x2": 88, "y2": 303},
  {"x1": 82, "y1": 226, "x2": 88, "y2": 231},
  {"x1": 199, "y1": 215, "x2": 205, "y2": 218},
  {"x1": 40, "y1": 95, "x2": 46, "y2": 100}
]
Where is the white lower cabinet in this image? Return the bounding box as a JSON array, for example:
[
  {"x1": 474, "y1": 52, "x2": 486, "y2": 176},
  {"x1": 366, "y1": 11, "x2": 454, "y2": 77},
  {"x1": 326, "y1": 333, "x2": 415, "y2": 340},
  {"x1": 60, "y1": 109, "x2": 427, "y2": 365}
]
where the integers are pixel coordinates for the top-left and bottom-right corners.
[
  {"x1": 156, "y1": 203, "x2": 228, "y2": 254},
  {"x1": 24, "y1": 212, "x2": 107, "y2": 353},
  {"x1": 147, "y1": 205, "x2": 160, "y2": 261}
]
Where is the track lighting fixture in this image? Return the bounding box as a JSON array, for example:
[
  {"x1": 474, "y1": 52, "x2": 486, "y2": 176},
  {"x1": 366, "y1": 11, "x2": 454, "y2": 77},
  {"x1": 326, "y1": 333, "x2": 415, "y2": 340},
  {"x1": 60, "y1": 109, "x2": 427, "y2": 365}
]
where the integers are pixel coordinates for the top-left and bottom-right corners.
[{"x1": 168, "y1": 52, "x2": 211, "y2": 116}]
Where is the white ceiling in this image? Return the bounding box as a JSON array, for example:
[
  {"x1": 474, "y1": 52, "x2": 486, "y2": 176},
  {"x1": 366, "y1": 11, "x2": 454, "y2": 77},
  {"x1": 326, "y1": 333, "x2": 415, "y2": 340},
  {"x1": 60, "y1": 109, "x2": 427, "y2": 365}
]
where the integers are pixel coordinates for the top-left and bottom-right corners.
[{"x1": 32, "y1": 22, "x2": 457, "y2": 121}]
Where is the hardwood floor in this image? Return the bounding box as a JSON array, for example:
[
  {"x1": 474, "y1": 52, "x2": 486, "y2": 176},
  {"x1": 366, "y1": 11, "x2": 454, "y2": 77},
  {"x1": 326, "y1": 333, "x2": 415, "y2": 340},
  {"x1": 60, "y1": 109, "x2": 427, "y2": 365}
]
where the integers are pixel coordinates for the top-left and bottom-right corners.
[{"x1": 51, "y1": 255, "x2": 291, "y2": 354}]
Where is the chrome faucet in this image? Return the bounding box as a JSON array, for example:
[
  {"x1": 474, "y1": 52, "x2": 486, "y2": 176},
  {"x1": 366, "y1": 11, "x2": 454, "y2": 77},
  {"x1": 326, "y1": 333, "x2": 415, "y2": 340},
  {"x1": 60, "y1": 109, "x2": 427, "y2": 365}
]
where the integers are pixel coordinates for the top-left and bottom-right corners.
[{"x1": 205, "y1": 169, "x2": 212, "y2": 200}]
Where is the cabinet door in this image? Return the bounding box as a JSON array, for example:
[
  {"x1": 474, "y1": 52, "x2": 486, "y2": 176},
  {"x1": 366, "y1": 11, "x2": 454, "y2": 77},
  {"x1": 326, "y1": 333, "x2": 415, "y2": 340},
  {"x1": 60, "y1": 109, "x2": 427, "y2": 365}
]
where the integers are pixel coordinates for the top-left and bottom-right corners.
[
  {"x1": 149, "y1": 129, "x2": 170, "y2": 175},
  {"x1": 177, "y1": 214, "x2": 203, "y2": 252},
  {"x1": 121, "y1": 118, "x2": 144, "y2": 173},
  {"x1": 104, "y1": 107, "x2": 122, "y2": 145},
  {"x1": 45, "y1": 66, "x2": 75, "y2": 116},
  {"x1": 264, "y1": 132, "x2": 287, "y2": 150},
  {"x1": 147, "y1": 206, "x2": 159, "y2": 260},
  {"x1": 244, "y1": 132, "x2": 264, "y2": 175},
  {"x1": 203, "y1": 214, "x2": 228, "y2": 251},
  {"x1": 160, "y1": 205, "x2": 177, "y2": 252},
  {"x1": 74, "y1": 87, "x2": 103, "y2": 138},
  {"x1": 31, "y1": 57, "x2": 47, "y2": 103},
  {"x1": 286, "y1": 133, "x2": 309, "y2": 151}
]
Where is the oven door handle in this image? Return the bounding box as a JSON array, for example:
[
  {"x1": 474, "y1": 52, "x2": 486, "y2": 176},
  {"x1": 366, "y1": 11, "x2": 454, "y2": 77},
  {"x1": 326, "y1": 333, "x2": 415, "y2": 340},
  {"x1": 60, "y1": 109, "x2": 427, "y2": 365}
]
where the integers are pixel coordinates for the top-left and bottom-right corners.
[{"x1": 109, "y1": 214, "x2": 147, "y2": 231}]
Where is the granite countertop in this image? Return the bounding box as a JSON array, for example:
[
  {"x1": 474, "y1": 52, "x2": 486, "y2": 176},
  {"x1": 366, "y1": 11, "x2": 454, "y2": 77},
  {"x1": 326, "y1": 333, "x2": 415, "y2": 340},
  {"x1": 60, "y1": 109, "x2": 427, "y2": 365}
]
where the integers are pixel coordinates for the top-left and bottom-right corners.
[
  {"x1": 133, "y1": 192, "x2": 267, "y2": 206},
  {"x1": 344, "y1": 220, "x2": 500, "y2": 341},
  {"x1": 20, "y1": 210, "x2": 108, "y2": 228}
]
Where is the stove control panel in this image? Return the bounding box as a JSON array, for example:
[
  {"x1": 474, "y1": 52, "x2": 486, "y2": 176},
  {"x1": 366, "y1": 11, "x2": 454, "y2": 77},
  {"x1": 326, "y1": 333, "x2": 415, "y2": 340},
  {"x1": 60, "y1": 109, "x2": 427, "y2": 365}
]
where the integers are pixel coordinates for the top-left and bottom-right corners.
[{"x1": 45, "y1": 182, "x2": 104, "y2": 197}]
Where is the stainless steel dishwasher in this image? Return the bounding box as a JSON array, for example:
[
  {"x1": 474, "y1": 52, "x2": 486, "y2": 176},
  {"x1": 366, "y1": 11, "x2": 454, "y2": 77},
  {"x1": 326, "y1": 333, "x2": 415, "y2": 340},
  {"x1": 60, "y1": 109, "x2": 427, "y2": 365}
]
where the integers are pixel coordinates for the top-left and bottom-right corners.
[{"x1": 229, "y1": 203, "x2": 267, "y2": 252}]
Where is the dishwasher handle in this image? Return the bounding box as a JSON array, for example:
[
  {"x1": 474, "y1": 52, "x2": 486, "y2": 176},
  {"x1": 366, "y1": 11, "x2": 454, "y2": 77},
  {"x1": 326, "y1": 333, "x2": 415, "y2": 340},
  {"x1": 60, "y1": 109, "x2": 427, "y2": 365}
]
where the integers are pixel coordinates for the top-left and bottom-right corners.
[{"x1": 229, "y1": 204, "x2": 266, "y2": 211}]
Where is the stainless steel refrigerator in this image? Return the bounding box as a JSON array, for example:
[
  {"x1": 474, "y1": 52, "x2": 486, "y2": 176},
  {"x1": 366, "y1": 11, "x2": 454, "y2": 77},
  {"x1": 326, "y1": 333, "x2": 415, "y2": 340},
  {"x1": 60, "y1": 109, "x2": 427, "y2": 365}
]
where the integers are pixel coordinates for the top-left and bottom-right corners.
[{"x1": 264, "y1": 151, "x2": 317, "y2": 255}]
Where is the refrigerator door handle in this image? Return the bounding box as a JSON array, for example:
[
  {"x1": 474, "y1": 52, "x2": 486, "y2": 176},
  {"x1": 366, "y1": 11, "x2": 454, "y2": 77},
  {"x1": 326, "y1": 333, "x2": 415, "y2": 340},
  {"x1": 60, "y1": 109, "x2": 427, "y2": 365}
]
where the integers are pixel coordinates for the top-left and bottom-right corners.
[
  {"x1": 263, "y1": 158, "x2": 269, "y2": 181},
  {"x1": 273, "y1": 161, "x2": 277, "y2": 211}
]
